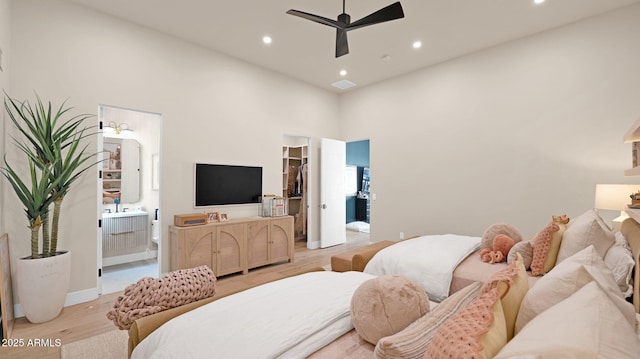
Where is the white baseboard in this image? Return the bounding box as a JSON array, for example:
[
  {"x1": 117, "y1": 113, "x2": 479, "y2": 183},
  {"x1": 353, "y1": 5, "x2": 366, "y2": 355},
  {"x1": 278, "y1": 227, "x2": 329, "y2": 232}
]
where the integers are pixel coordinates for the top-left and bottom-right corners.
[
  {"x1": 103, "y1": 249, "x2": 158, "y2": 267},
  {"x1": 307, "y1": 240, "x2": 320, "y2": 249},
  {"x1": 14, "y1": 287, "x2": 100, "y2": 319}
]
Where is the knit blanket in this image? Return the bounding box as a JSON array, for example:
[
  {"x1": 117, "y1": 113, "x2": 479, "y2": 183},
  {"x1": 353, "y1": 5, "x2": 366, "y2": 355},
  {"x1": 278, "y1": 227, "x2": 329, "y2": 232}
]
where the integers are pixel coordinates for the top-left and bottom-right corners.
[{"x1": 107, "y1": 265, "x2": 217, "y2": 330}]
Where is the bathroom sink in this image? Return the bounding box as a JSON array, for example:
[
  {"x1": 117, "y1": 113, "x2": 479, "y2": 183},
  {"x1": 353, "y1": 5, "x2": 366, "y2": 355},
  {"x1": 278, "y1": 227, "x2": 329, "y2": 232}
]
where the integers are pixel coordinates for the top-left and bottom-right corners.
[{"x1": 102, "y1": 211, "x2": 148, "y2": 218}]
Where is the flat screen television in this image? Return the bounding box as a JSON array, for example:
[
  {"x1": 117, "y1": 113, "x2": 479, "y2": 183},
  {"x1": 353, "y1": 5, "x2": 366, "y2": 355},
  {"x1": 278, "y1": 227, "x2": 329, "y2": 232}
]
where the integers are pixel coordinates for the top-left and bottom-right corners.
[{"x1": 194, "y1": 163, "x2": 263, "y2": 206}]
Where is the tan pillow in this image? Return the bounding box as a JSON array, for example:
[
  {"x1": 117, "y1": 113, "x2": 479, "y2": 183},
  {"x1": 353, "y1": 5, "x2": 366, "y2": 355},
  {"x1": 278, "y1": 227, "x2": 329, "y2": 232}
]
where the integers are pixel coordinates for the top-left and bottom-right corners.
[
  {"x1": 481, "y1": 252, "x2": 528, "y2": 340},
  {"x1": 507, "y1": 241, "x2": 533, "y2": 269},
  {"x1": 374, "y1": 282, "x2": 481, "y2": 359},
  {"x1": 351, "y1": 275, "x2": 430, "y2": 345},
  {"x1": 515, "y1": 245, "x2": 635, "y2": 334},
  {"x1": 556, "y1": 209, "x2": 614, "y2": 263},
  {"x1": 543, "y1": 221, "x2": 566, "y2": 273},
  {"x1": 496, "y1": 282, "x2": 640, "y2": 359},
  {"x1": 423, "y1": 289, "x2": 507, "y2": 359}
]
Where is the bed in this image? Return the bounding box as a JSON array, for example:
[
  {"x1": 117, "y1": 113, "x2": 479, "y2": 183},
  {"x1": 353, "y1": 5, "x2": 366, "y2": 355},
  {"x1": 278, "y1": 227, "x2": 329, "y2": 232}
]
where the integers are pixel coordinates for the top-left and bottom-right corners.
[
  {"x1": 363, "y1": 234, "x2": 543, "y2": 302},
  {"x1": 127, "y1": 213, "x2": 640, "y2": 359},
  {"x1": 364, "y1": 210, "x2": 636, "y2": 303}
]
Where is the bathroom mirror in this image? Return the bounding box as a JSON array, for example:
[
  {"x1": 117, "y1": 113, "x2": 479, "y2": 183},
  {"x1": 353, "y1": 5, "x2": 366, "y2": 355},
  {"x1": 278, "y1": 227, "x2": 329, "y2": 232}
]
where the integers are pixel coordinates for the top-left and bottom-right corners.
[{"x1": 103, "y1": 138, "x2": 141, "y2": 203}]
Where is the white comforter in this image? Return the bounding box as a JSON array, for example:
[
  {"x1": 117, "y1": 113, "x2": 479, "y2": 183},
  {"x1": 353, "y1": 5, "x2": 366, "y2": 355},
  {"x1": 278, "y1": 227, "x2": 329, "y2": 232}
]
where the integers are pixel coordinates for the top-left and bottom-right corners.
[
  {"x1": 364, "y1": 234, "x2": 481, "y2": 302},
  {"x1": 131, "y1": 271, "x2": 375, "y2": 359}
]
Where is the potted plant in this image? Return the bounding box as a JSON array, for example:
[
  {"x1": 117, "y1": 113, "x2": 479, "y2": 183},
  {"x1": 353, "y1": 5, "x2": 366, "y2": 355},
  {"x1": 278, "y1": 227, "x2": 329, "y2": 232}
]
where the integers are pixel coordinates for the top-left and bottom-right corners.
[{"x1": 1, "y1": 93, "x2": 98, "y2": 323}]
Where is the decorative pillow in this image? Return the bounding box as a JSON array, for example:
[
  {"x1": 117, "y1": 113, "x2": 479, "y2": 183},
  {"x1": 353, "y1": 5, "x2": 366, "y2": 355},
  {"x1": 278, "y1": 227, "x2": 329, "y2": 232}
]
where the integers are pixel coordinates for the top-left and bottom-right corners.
[
  {"x1": 515, "y1": 245, "x2": 636, "y2": 334},
  {"x1": 530, "y1": 215, "x2": 569, "y2": 276},
  {"x1": 106, "y1": 265, "x2": 217, "y2": 330},
  {"x1": 351, "y1": 275, "x2": 430, "y2": 345},
  {"x1": 481, "y1": 223, "x2": 522, "y2": 249},
  {"x1": 374, "y1": 282, "x2": 482, "y2": 359},
  {"x1": 480, "y1": 252, "x2": 528, "y2": 340},
  {"x1": 507, "y1": 241, "x2": 533, "y2": 269},
  {"x1": 604, "y1": 232, "x2": 635, "y2": 297},
  {"x1": 529, "y1": 220, "x2": 560, "y2": 276},
  {"x1": 423, "y1": 288, "x2": 507, "y2": 359},
  {"x1": 496, "y1": 282, "x2": 640, "y2": 359},
  {"x1": 556, "y1": 209, "x2": 614, "y2": 263},
  {"x1": 543, "y1": 215, "x2": 569, "y2": 272}
]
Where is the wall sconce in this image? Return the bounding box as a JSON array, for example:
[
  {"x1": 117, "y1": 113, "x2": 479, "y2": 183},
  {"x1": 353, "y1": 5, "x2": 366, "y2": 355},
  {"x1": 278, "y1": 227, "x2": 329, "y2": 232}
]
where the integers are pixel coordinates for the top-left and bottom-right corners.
[{"x1": 104, "y1": 121, "x2": 133, "y2": 135}]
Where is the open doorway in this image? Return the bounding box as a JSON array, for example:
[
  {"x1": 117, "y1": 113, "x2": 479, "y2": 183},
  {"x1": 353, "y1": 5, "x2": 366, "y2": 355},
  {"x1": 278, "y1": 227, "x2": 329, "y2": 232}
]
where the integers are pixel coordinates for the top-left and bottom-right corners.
[
  {"x1": 282, "y1": 135, "x2": 312, "y2": 248},
  {"x1": 346, "y1": 139, "x2": 370, "y2": 243},
  {"x1": 98, "y1": 105, "x2": 161, "y2": 294}
]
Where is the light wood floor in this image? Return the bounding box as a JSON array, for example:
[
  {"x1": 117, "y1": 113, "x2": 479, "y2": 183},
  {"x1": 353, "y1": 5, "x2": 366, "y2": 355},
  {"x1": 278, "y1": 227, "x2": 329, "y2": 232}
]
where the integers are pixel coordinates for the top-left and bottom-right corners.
[{"x1": 2, "y1": 231, "x2": 371, "y2": 359}]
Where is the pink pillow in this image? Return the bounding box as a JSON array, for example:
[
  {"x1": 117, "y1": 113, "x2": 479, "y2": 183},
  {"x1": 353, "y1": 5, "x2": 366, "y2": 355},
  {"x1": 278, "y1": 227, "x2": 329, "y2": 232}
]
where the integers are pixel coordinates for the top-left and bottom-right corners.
[
  {"x1": 423, "y1": 288, "x2": 507, "y2": 358},
  {"x1": 530, "y1": 221, "x2": 560, "y2": 276}
]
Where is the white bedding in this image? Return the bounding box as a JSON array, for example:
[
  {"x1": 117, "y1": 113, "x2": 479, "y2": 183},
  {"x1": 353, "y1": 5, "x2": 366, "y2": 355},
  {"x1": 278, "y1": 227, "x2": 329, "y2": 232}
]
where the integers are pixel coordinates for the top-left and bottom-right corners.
[
  {"x1": 131, "y1": 271, "x2": 376, "y2": 359},
  {"x1": 364, "y1": 234, "x2": 481, "y2": 302}
]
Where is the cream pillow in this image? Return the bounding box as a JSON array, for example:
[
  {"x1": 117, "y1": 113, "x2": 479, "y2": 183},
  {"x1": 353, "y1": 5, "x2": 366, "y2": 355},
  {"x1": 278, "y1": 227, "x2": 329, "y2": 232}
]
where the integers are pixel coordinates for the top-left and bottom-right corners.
[
  {"x1": 604, "y1": 231, "x2": 635, "y2": 297},
  {"x1": 556, "y1": 209, "x2": 614, "y2": 263},
  {"x1": 496, "y1": 282, "x2": 640, "y2": 359},
  {"x1": 515, "y1": 245, "x2": 635, "y2": 334},
  {"x1": 507, "y1": 241, "x2": 532, "y2": 269}
]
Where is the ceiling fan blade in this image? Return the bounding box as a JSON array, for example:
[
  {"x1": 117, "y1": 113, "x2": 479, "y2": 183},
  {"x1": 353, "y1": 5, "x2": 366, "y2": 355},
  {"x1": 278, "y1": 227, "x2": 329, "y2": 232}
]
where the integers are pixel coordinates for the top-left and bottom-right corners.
[
  {"x1": 286, "y1": 9, "x2": 344, "y2": 29},
  {"x1": 336, "y1": 29, "x2": 349, "y2": 58},
  {"x1": 347, "y1": 2, "x2": 404, "y2": 31}
]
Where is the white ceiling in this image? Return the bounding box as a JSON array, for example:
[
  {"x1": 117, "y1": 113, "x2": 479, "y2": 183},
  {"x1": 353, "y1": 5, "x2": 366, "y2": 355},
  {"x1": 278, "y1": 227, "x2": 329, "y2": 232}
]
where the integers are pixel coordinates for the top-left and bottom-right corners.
[{"x1": 67, "y1": 0, "x2": 640, "y2": 93}]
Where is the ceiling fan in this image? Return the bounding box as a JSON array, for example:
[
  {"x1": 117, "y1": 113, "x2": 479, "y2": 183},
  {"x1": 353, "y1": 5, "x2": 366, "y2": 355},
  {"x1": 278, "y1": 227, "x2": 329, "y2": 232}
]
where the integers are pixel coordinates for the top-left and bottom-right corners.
[{"x1": 286, "y1": 1, "x2": 405, "y2": 58}]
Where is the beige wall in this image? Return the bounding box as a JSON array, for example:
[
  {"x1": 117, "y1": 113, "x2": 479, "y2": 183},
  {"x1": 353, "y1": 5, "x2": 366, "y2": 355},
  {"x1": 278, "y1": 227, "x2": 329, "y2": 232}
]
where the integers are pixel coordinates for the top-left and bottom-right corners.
[
  {"x1": 340, "y1": 4, "x2": 640, "y2": 241},
  {"x1": 0, "y1": 0, "x2": 10, "y2": 235},
  {"x1": 7, "y1": 0, "x2": 340, "y2": 306},
  {"x1": 5, "y1": 0, "x2": 640, "y2": 310}
]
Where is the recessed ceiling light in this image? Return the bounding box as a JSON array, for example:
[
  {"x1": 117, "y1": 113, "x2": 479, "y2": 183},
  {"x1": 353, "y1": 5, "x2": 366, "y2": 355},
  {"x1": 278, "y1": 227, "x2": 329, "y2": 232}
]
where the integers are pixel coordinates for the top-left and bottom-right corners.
[
  {"x1": 339, "y1": 70, "x2": 347, "y2": 77},
  {"x1": 262, "y1": 36, "x2": 272, "y2": 45},
  {"x1": 534, "y1": 0, "x2": 545, "y2": 4},
  {"x1": 412, "y1": 41, "x2": 422, "y2": 49}
]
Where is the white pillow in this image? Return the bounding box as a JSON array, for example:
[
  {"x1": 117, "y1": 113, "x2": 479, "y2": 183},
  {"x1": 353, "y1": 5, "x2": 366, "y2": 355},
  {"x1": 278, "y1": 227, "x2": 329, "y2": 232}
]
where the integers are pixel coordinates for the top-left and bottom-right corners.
[
  {"x1": 556, "y1": 209, "x2": 614, "y2": 263},
  {"x1": 496, "y1": 282, "x2": 640, "y2": 359},
  {"x1": 515, "y1": 245, "x2": 635, "y2": 334},
  {"x1": 604, "y1": 232, "x2": 635, "y2": 298}
]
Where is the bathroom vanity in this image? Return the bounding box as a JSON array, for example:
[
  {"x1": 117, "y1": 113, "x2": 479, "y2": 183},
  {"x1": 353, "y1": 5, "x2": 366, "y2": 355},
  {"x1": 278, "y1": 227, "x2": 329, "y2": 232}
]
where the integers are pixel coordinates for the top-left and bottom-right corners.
[{"x1": 102, "y1": 211, "x2": 151, "y2": 266}]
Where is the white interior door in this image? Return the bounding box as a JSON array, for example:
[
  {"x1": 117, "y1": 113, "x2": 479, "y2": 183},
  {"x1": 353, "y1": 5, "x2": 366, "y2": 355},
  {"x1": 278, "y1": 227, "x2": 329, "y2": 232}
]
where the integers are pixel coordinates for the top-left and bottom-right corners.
[{"x1": 320, "y1": 138, "x2": 346, "y2": 248}]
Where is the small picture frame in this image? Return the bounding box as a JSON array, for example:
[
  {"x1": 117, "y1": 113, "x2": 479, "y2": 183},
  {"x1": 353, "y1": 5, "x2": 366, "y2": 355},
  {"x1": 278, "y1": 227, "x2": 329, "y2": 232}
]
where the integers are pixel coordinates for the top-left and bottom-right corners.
[
  {"x1": 206, "y1": 211, "x2": 219, "y2": 223},
  {"x1": 219, "y1": 213, "x2": 229, "y2": 222}
]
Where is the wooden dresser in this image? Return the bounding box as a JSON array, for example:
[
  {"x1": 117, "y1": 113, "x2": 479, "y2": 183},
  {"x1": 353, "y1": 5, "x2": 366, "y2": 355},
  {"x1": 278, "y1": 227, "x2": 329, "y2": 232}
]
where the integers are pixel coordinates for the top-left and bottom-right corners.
[{"x1": 169, "y1": 216, "x2": 294, "y2": 276}]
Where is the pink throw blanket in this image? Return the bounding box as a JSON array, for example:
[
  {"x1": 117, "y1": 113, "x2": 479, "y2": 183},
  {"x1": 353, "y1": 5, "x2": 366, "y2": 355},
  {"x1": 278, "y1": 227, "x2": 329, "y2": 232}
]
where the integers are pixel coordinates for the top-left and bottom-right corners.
[{"x1": 107, "y1": 265, "x2": 217, "y2": 330}]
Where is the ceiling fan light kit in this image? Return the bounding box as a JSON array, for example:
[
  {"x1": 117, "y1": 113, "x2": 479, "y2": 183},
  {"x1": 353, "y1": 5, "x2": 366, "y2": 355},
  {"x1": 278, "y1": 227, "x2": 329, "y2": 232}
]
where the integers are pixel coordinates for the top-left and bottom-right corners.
[{"x1": 287, "y1": 0, "x2": 405, "y2": 58}]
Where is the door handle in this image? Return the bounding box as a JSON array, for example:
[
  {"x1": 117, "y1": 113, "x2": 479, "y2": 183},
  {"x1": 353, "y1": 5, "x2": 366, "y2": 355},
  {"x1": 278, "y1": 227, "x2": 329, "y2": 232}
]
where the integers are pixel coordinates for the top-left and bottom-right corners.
[{"x1": 321, "y1": 204, "x2": 327, "y2": 209}]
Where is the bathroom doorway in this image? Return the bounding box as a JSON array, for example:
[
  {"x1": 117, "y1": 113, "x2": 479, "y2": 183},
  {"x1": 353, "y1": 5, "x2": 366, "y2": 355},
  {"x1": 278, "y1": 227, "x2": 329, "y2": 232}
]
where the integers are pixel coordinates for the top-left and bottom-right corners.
[{"x1": 97, "y1": 105, "x2": 162, "y2": 294}]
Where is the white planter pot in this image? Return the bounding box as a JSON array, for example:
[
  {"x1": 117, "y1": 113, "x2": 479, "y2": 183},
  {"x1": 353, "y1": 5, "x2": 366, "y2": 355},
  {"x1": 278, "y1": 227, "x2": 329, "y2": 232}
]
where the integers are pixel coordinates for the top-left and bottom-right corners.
[{"x1": 16, "y1": 251, "x2": 71, "y2": 323}]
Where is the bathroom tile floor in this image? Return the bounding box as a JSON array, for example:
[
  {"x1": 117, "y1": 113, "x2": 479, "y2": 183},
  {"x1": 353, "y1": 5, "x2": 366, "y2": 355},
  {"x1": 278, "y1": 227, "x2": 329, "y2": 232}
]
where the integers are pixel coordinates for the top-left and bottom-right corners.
[{"x1": 102, "y1": 259, "x2": 159, "y2": 294}]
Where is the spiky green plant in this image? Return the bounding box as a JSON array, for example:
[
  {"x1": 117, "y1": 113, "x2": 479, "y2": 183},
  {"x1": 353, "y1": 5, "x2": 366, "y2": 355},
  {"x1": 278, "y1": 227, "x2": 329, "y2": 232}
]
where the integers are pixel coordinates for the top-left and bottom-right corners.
[
  {"x1": 2, "y1": 92, "x2": 100, "y2": 257},
  {"x1": 1, "y1": 158, "x2": 60, "y2": 257}
]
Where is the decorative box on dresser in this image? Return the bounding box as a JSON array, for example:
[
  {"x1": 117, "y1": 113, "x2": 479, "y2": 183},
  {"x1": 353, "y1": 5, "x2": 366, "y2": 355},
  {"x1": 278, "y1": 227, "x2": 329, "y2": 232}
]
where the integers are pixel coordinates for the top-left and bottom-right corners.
[{"x1": 169, "y1": 216, "x2": 294, "y2": 276}]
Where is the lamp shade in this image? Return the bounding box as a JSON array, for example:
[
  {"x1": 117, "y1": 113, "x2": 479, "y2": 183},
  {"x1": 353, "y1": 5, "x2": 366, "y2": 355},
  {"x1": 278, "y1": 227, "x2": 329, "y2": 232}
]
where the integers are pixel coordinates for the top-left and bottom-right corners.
[{"x1": 594, "y1": 184, "x2": 638, "y2": 211}]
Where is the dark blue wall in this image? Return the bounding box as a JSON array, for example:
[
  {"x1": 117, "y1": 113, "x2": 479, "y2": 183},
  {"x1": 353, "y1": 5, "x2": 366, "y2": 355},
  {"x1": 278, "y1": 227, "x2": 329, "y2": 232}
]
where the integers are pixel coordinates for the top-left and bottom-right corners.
[
  {"x1": 346, "y1": 140, "x2": 370, "y2": 223},
  {"x1": 347, "y1": 140, "x2": 370, "y2": 167}
]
